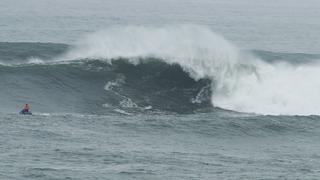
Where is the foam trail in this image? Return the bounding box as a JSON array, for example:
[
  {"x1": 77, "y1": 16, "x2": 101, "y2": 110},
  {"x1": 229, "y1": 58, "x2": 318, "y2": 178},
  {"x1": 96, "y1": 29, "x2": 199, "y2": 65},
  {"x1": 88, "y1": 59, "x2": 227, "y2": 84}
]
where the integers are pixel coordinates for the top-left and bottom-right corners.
[
  {"x1": 65, "y1": 25, "x2": 320, "y2": 115},
  {"x1": 27, "y1": 57, "x2": 44, "y2": 64}
]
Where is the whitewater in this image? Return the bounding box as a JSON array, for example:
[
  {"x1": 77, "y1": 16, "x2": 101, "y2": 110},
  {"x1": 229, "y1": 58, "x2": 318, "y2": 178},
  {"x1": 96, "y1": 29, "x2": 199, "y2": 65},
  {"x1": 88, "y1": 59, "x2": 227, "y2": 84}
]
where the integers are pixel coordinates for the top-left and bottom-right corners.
[
  {"x1": 61, "y1": 25, "x2": 320, "y2": 115},
  {"x1": 1, "y1": 0, "x2": 320, "y2": 179}
]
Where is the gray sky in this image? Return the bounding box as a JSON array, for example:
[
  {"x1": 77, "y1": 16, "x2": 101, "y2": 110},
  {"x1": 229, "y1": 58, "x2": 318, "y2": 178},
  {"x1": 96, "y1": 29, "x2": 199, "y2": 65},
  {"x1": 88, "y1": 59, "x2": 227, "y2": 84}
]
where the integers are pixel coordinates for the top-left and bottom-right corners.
[{"x1": 1, "y1": 0, "x2": 319, "y2": 53}]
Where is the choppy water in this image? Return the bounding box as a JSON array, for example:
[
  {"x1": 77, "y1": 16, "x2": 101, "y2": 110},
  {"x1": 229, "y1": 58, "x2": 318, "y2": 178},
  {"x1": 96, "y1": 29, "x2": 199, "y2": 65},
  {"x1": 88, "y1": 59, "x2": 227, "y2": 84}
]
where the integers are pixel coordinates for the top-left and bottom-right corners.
[
  {"x1": 1, "y1": 0, "x2": 320, "y2": 179},
  {"x1": 1, "y1": 113, "x2": 320, "y2": 179}
]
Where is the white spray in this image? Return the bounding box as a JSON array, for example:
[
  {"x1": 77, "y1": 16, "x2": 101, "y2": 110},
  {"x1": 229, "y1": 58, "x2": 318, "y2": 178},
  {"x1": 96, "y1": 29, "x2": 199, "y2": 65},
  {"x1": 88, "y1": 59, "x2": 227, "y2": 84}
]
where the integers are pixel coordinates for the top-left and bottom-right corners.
[{"x1": 65, "y1": 25, "x2": 320, "y2": 115}]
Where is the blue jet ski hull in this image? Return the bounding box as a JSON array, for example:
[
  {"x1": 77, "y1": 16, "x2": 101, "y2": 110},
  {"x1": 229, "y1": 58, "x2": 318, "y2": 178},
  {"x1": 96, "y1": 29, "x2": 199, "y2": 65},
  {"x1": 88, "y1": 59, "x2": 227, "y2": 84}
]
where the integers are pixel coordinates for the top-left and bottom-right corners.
[{"x1": 20, "y1": 111, "x2": 32, "y2": 115}]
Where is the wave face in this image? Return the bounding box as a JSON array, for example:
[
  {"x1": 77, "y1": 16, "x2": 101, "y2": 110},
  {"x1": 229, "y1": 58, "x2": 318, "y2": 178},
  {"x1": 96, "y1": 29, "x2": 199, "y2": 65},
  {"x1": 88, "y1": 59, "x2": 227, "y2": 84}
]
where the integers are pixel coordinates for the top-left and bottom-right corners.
[
  {"x1": 2, "y1": 25, "x2": 320, "y2": 115},
  {"x1": 0, "y1": 57, "x2": 211, "y2": 114}
]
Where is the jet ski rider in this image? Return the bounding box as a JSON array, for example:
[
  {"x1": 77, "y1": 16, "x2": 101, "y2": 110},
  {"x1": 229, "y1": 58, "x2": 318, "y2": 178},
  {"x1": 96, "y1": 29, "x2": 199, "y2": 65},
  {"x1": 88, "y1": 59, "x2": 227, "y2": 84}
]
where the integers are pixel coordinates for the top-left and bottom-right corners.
[{"x1": 22, "y1": 104, "x2": 30, "y2": 113}]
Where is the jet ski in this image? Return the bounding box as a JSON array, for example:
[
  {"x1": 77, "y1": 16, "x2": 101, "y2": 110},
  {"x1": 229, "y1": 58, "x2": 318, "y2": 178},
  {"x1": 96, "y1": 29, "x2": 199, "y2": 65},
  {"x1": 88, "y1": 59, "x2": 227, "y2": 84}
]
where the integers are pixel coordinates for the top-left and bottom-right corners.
[{"x1": 20, "y1": 110, "x2": 32, "y2": 115}]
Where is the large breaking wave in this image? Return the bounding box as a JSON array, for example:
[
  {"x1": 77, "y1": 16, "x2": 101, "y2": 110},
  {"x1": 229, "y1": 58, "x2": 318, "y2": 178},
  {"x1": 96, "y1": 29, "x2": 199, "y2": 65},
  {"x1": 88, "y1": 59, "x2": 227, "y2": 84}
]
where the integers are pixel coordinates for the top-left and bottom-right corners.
[{"x1": 1, "y1": 25, "x2": 320, "y2": 115}]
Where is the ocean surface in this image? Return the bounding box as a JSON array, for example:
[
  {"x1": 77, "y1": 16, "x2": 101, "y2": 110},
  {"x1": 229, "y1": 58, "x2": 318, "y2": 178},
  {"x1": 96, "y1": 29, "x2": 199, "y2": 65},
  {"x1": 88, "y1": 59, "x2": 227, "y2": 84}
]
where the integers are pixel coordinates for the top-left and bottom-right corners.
[{"x1": 1, "y1": 0, "x2": 320, "y2": 179}]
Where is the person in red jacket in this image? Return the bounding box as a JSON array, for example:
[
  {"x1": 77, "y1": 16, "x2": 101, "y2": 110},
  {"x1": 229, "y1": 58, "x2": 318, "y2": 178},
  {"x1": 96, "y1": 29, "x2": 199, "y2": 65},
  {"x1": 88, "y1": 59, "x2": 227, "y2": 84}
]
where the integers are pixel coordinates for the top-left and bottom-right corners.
[{"x1": 22, "y1": 104, "x2": 30, "y2": 113}]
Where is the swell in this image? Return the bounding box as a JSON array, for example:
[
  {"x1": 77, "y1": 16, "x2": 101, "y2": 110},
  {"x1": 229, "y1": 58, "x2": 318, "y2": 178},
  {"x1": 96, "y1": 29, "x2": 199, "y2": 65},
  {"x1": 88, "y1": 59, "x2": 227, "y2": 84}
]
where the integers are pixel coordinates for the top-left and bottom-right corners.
[
  {"x1": 132, "y1": 113, "x2": 320, "y2": 137},
  {"x1": 0, "y1": 42, "x2": 69, "y2": 64},
  {"x1": 251, "y1": 50, "x2": 320, "y2": 64}
]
